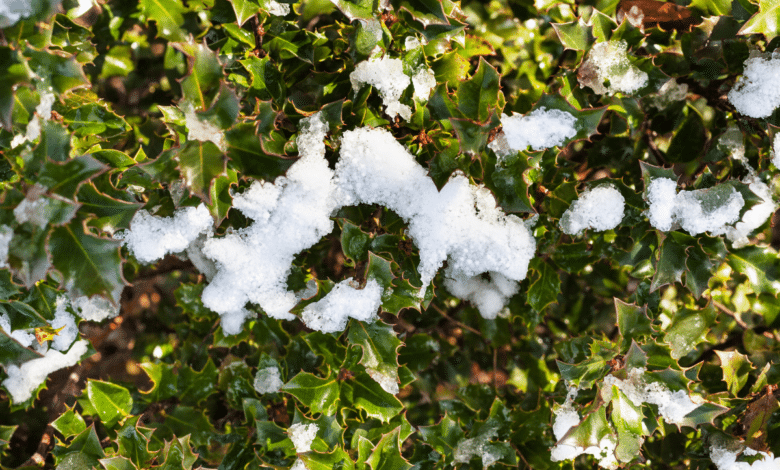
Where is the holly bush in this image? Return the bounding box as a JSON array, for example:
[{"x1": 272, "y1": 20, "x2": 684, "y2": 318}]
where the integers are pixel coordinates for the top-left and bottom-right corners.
[{"x1": 2, "y1": 0, "x2": 780, "y2": 468}]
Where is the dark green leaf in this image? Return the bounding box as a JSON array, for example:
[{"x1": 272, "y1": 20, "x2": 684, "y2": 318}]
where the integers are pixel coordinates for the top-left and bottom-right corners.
[
  {"x1": 52, "y1": 407, "x2": 87, "y2": 439},
  {"x1": 715, "y1": 350, "x2": 753, "y2": 397},
  {"x1": 175, "y1": 140, "x2": 226, "y2": 203},
  {"x1": 552, "y1": 20, "x2": 592, "y2": 51},
  {"x1": 282, "y1": 372, "x2": 340, "y2": 415},
  {"x1": 86, "y1": 380, "x2": 132, "y2": 428},
  {"x1": 457, "y1": 58, "x2": 500, "y2": 122},
  {"x1": 527, "y1": 258, "x2": 561, "y2": 312}
]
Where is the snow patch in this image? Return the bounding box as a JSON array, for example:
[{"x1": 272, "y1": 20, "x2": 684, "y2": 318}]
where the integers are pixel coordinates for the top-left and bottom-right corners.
[
  {"x1": 119, "y1": 204, "x2": 214, "y2": 264},
  {"x1": 411, "y1": 67, "x2": 436, "y2": 100},
  {"x1": 710, "y1": 443, "x2": 780, "y2": 470},
  {"x1": 2, "y1": 340, "x2": 89, "y2": 404},
  {"x1": 50, "y1": 297, "x2": 78, "y2": 351},
  {"x1": 71, "y1": 295, "x2": 119, "y2": 322},
  {"x1": 453, "y1": 425, "x2": 502, "y2": 468},
  {"x1": 560, "y1": 185, "x2": 625, "y2": 235},
  {"x1": 253, "y1": 366, "x2": 283, "y2": 394},
  {"x1": 201, "y1": 112, "x2": 337, "y2": 326},
  {"x1": 443, "y1": 269, "x2": 519, "y2": 319},
  {"x1": 0, "y1": 225, "x2": 12, "y2": 268},
  {"x1": 646, "y1": 178, "x2": 745, "y2": 236},
  {"x1": 0, "y1": 313, "x2": 35, "y2": 348},
  {"x1": 183, "y1": 102, "x2": 227, "y2": 151},
  {"x1": 350, "y1": 57, "x2": 412, "y2": 120},
  {"x1": 490, "y1": 107, "x2": 577, "y2": 158},
  {"x1": 266, "y1": 0, "x2": 290, "y2": 16},
  {"x1": 728, "y1": 52, "x2": 780, "y2": 118},
  {"x1": 288, "y1": 422, "x2": 318, "y2": 453},
  {"x1": 300, "y1": 278, "x2": 382, "y2": 333},
  {"x1": 726, "y1": 180, "x2": 777, "y2": 248},
  {"x1": 579, "y1": 40, "x2": 648, "y2": 95}
]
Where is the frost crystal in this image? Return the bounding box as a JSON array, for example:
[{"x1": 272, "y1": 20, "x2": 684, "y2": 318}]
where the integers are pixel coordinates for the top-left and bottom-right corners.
[
  {"x1": 350, "y1": 57, "x2": 412, "y2": 120},
  {"x1": 201, "y1": 112, "x2": 337, "y2": 329},
  {"x1": 288, "y1": 422, "x2": 318, "y2": 453},
  {"x1": 728, "y1": 53, "x2": 780, "y2": 118},
  {"x1": 560, "y1": 185, "x2": 625, "y2": 235},
  {"x1": 578, "y1": 40, "x2": 648, "y2": 95},
  {"x1": 646, "y1": 178, "x2": 745, "y2": 236},
  {"x1": 490, "y1": 107, "x2": 577, "y2": 158},
  {"x1": 301, "y1": 278, "x2": 382, "y2": 333},
  {"x1": 120, "y1": 204, "x2": 214, "y2": 264},
  {"x1": 710, "y1": 442, "x2": 780, "y2": 470},
  {"x1": 601, "y1": 368, "x2": 699, "y2": 426},
  {"x1": 0, "y1": 225, "x2": 12, "y2": 268},
  {"x1": 444, "y1": 269, "x2": 519, "y2": 319},
  {"x1": 337, "y1": 128, "x2": 536, "y2": 293},
  {"x1": 253, "y1": 366, "x2": 283, "y2": 394},
  {"x1": 2, "y1": 340, "x2": 89, "y2": 403}
]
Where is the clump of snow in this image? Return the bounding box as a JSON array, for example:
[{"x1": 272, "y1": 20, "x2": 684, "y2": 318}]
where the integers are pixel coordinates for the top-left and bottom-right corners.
[
  {"x1": 300, "y1": 278, "x2": 381, "y2": 333},
  {"x1": 288, "y1": 422, "x2": 318, "y2": 453},
  {"x1": 350, "y1": 57, "x2": 412, "y2": 120},
  {"x1": 50, "y1": 297, "x2": 78, "y2": 351},
  {"x1": 2, "y1": 340, "x2": 89, "y2": 403},
  {"x1": 253, "y1": 366, "x2": 283, "y2": 394},
  {"x1": 489, "y1": 107, "x2": 577, "y2": 158},
  {"x1": 0, "y1": 0, "x2": 37, "y2": 28},
  {"x1": 0, "y1": 225, "x2": 12, "y2": 268},
  {"x1": 443, "y1": 269, "x2": 519, "y2": 319},
  {"x1": 411, "y1": 67, "x2": 436, "y2": 100},
  {"x1": 579, "y1": 40, "x2": 648, "y2": 95},
  {"x1": 183, "y1": 102, "x2": 227, "y2": 151},
  {"x1": 560, "y1": 185, "x2": 625, "y2": 235},
  {"x1": 710, "y1": 441, "x2": 780, "y2": 470},
  {"x1": 646, "y1": 177, "x2": 678, "y2": 231},
  {"x1": 119, "y1": 204, "x2": 213, "y2": 264},
  {"x1": 71, "y1": 295, "x2": 119, "y2": 322},
  {"x1": 726, "y1": 180, "x2": 777, "y2": 248},
  {"x1": 645, "y1": 178, "x2": 745, "y2": 236},
  {"x1": 652, "y1": 79, "x2": 688, "y2": 108},
  {"x1": 728, "y1": 52, "x2": 780, "y2": 118},
  {"x1": 201, "y1": 112, "x2": 337, "y2": 327},
  {"x1": 266, "y1": 0, "x2": 290, "y2": 15},
  {"x1": 184, "y1": 234, "x2": 219, "y2": 280},
  {"x1": 601, "y1": 368, "x2": 699, "y2": 427},
  {"x1": 0, "y1": 313, "x2": 35, "y2": 347},
  {"x1": 336, "y1": 127, "x2": 536, "y2": 293}
]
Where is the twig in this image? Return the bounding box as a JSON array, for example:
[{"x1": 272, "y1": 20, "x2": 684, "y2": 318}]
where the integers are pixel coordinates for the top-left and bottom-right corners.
[{"x1": 430, "y1": 303, "x2": 484, "y2": 338}]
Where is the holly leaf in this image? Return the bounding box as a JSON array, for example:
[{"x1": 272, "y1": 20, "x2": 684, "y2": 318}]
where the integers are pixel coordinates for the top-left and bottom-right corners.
[
  {"x1": 609, "y1": 386, "x2": 643, "y2": 463},
  {"x1": 0, "y1": 47, "x2": 31, "y2": 129},
  {"x1": 139, "y1": 0, "x2": 188, "y2": 42},
  {"x1": 98, "y1": 456, "x2": 139, "y2": 470},
  {"x1": 347, "y1": 320, "x2": 402, "y2": 394},
  {"x1": 52, "y1": 425, "x2": 105, "y2": 468},
  {"x1": 329, "y1": 0, "x2": 377, "y2": 21},
  {"x1": 159, "y1": 435, "x2": 198, "y2": 470},
  {"x1": 456, "y1": 58, "x2": 501, "y2": 122},
  {"x1": 715, "y1": 350, "x2": 753, "y2": 397},
  {"x1": 49, "y1": 221, "x2": 125, "y2": 304},
  {"x1": 650, "y1": 235, "x2": 686, "y2": 292},
  {"x1": 418, "y1": 414, "x2": 465, "y2": 463},
  {"x1": 367, "y1": 427, "x2": 413, "y2": 470},
  {"x1": 340, "y1": 220, "x2": 370, "y2": 263},
  {"x1": 86, "y1": 380, "x2": 132, "y2": 428},
  {"x1": 232, "y1": 0, "x2": 261, "y2": 26},
  {"x1": 346, "y1": 371, "x2": 404, "y2": 423},
  {"x1": 527, "y1": 258, "x2": 561, "y2": 312},
  {"x1": 365, "y1": 252, "x2": 424, "y2": 314},
  {"x1": 282, "y1": 372, "x2": 340, "y2": 415},
  {"x1": 727, "y1": 246, "x2": 780, "y2": 297},
  {"x1": 116, "y1": 416, "x2": 156, "y2": 468},
  {"x1": 77, "y1": 183, "x2": 142, "y2": 232},
  {"x1": 552, "y1": 19, "x2": 593, "y2": 51},
  {"x1": 52, "y1": 407, "x2": 87, "y2": 440},
  {"x1": 664, "y1": 304, "x2": 716, "y2": 360},
  {"x1": 140, "y1": 362, "x2": 178, "y2": 403},
  {"x1": 175, "y1": 140, "x2": 226, "y2": 203},
  {"x1": 616, "y1": 299, "x2": 653, "y2": 345},
  {"x1": 300, "y1": 448, "x2": 356, "y2": 470},
  {"x1": 738, "y1": 0, "x2": 780, "y2": 42}
]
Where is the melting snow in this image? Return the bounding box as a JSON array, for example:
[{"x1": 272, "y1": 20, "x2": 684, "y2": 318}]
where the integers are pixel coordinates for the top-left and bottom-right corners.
[
  {"x1": 350, "y1": 57, "x2": 412, "y2": 120},
  {"x1": 300, "y1": 278, "x2": 382, "y2": 333},
  {"x1": 253, "y1": 366, "x2": 283, "y2": 394},
  {"x1": 288, "y1": 422, "x2": 318, "y2": 453},
  {"x1": 443, "y1": 269, "x2": 519, "y2": 319},
  {"x1": 710, "y1": 443, "x2": 780, "y2": 470}
]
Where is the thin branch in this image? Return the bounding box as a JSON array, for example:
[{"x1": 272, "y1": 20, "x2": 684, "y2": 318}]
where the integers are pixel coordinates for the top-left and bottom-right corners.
[{"x1": 430, "y1": 303, "x2": 484, "y2": 338}]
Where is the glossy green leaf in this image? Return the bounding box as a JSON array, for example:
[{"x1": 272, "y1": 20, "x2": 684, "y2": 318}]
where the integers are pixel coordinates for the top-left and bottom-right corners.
[
  {"x1": 282, "y1": 372, "x2": 340, "y2": 415},
  {"x1": 727, "y1": 246, "x2": 780, "y2": 297},
  {"x1": 116, "y1": 416, "x2": 155, "y2": 468},
  {"x1": 616, "y1": 299, "x2": 652, "y2": 344},
  {"x1": 418, "y1": 414, "x2": 465, "y2": 463},
  {"x1": 527, "y1": 258, "x2": 561, "y2": 312},
  {"x1": 52, "y1": 407, "x2": 87, "y2": 439},
  {"x1": 139, "y1": 0, "x2": 187, "y2": 41},
  {"x1": 175, "y1": 140, "x2": 226, "y2": 203},
  {"x1": 301, "y1": 448, "x2": 356, "y2": 470},
  {"x1": 347, "y1": 371, "x2": 404, "y2": 423},
  {"x1": 457, "y1": 58, "x2": 500, "y2": 122},
  {"x1": 140, "y1": 361, "x2": 178, "y2": 403},
  {"x1": 715, "y1": 350, "x2": 753, "y2": 397},
  {"x1": 738, "y1": 0, "x2": 780, "y2": 41},
  {"x1": 650, "y1": 236, "x2": 686, "y2": 292},
  {"x1": 664, "y1": 304, "x2": 716, "y2": 360},
  {"x1": 367, "y1": 427, "x2": 413, "y2": 470},
  {"x1": 552, "y1": 20, "x2": 592, "y2": 51},
  {"x1": 49, "y1": 221, "x2": 125, "y2": 304},
  {"x1": 232, "y1": 0, "x2": 261, "y2": 26},
  {"x1": 87, "y1": 380, "x2": 132, "y2": 428},
  {"x1": 99, "y1": 456, "x2": 139, "y2": 470},
  {"x1": 77, "y1": 183, "x2": 142, "y2": 232}
]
